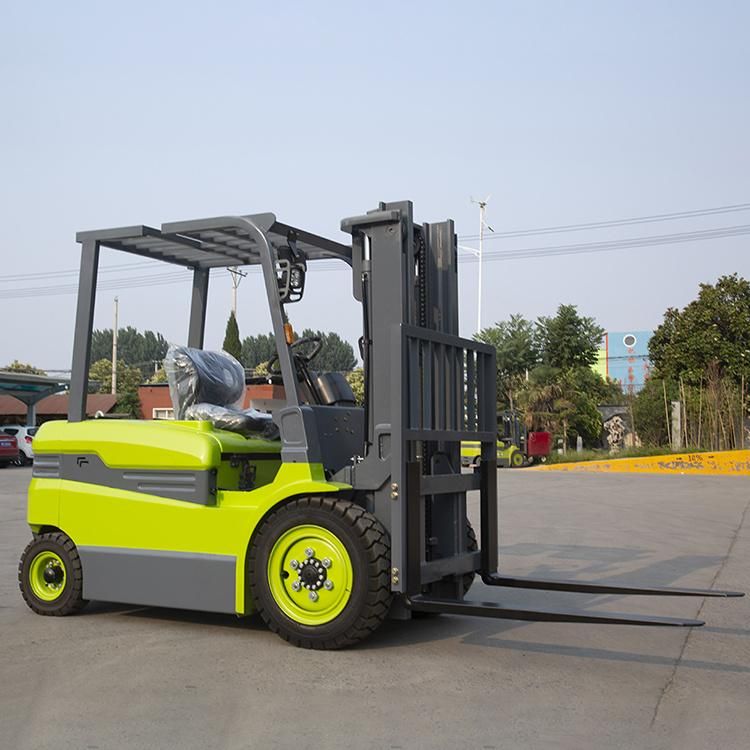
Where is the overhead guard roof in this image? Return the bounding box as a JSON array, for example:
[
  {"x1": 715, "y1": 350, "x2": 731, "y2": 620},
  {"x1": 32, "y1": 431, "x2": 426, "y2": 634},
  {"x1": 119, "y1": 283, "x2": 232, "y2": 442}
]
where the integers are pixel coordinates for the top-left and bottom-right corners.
[{"x1": 76, "y1": 213, "x2": 352, "y2": 269}]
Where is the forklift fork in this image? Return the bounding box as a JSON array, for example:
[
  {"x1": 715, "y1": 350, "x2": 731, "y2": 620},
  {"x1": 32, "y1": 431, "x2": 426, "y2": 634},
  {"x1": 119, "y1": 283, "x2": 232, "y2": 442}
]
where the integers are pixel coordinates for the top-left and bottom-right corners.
[
  {"x1": 480, "y1": 573, "x2": 743, "y2": 599},
  {"x1": 405, "y1": 572, "x2": 742, "y2": 628}
]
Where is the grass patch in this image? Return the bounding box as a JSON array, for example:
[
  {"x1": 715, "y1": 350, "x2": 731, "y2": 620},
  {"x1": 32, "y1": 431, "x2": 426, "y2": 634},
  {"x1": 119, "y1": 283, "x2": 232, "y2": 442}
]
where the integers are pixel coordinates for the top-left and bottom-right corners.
[{"x1": 546, "y1": 446, "x2": 710, "y2": 465}]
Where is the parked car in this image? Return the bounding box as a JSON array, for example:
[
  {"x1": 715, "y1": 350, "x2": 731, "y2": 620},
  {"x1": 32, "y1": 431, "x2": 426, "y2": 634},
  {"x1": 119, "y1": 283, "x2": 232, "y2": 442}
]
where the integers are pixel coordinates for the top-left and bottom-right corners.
[
  {"x1": 1, "y1": 425, "x2": 37, "y2": 465},
  {"x1": 0, "y1": 432, "x2": 19, "y2": 468}
]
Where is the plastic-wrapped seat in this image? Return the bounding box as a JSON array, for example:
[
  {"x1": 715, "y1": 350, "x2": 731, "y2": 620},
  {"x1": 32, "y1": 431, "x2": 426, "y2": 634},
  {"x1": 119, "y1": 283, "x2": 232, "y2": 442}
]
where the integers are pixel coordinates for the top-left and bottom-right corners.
[{"x1": 164, "y1": 346, "x2": 277, "y2": 438}]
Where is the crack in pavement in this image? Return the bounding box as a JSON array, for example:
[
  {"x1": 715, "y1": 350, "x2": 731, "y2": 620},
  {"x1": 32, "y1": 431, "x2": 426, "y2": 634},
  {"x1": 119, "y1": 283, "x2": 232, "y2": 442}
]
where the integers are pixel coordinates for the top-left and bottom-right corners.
[{"x1": 649, "y1": 496, "x2": 750, "y2": 729}]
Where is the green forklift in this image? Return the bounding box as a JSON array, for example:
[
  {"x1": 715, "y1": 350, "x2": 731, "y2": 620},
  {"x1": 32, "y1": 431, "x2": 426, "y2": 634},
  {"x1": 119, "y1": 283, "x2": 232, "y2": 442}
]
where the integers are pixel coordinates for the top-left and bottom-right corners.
[
  {"x1": 18, "y1": 203, "x2": 742, "y2": 649},
  {"x1": 461, "y1": 412, "x2": 552, "y2": 468}
]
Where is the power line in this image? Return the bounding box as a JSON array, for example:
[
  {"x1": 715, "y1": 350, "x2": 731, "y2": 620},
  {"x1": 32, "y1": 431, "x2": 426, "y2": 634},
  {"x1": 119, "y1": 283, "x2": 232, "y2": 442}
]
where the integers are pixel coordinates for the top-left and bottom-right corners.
[
  {"x1": 0, "y1": 263, "x2": 357, "y2": 300},
  {"x1": 0, "y1": 261, "x2": 155, "y2": 283},
  {"x1": 0, "y1": 271, "x2": 192, "y2": 299},
  {"x1": 1, "y1": 206, "x2": 748, "y2": 300},
  {"x1": 5, "y1": 200, "x2": 747, "y2": 285},
  {"x1": 0, "y1": 220, "x2": 746, "y2": 300},
  {"x1": 458, "y1": 202, "x2": 750, "y2": 241},
  {"x1": 457, "y1": 224, "x2": 750, "y2": 264}
]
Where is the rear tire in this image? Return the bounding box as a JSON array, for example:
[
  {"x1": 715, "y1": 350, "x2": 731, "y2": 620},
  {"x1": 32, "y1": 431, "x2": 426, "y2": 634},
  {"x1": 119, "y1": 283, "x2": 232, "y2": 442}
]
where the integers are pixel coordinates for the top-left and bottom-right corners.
[
  {"x1": 250, "y1": 496, "x2": 392, "y2": 649},
  {"x1": 19, "y1": 532, "x2": 87, "y2": 616}
]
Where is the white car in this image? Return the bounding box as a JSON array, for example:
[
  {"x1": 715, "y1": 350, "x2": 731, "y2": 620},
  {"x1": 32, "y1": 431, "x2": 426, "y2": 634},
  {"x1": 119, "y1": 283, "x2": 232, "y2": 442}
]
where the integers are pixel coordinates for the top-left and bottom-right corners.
[{"x1": 1, "y1": 425, "x2": 37, "y2": 465}]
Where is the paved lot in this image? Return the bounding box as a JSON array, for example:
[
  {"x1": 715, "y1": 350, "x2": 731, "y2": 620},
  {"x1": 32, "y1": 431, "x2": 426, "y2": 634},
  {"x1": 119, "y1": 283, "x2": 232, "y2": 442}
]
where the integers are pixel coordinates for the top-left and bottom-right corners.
[{"x1": 0, "y1": 467, "x2": 748, "y2": 750}]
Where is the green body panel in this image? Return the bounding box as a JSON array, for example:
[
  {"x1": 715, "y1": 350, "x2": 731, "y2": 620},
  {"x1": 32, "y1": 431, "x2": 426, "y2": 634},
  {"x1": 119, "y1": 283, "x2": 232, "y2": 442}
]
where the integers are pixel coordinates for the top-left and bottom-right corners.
[
  {"x1": 34, "y1": 419, "x2": 280, "y2": 470},
  {"x1": 27, "y1": 420, "x2": 349, "y2": 614}
]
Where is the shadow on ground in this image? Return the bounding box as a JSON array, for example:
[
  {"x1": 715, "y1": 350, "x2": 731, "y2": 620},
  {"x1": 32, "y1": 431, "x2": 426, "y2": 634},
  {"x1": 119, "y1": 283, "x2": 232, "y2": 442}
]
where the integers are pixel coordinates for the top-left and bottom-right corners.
[{"x1": 77, "y1": 545, "x2": 748, "y2": 674}]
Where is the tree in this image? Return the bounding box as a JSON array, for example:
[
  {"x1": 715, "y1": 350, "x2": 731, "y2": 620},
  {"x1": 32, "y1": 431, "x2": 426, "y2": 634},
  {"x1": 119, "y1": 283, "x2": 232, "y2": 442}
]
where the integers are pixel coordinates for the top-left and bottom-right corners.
[
  {"x1": 536, "y1": 304, "x2": 605, "y2": 370},
  {"x1": 241, "y1": 329, "x2": 357, "y2": 372},
  {"x1": 649, "y1": 274, "x2": 750, "y2": 385},
  {"x1": 517, "y1": 365, "x2": 606, "y2": 447},
  {"x1": 241, "y1": 333, "x2": 277, "y2": 369},
  {"x1": 632, "y1": 377, "x2": 678, "y2": 446},
  {"x1": 90, "y1": 327, "x2": 168, "y2": 379},
  {"x1": 476, "y1": 314, "x2": 538, "y2": 410},
  {"x1": 300, "y1": 329, "x2": 357, "y2": 372},
  {"x1": 345, "y1": 368, "x2": 365, "y2": 405},
  {"x1": 516, "y1": 367, "x2": 575, "y2": 441},
  {"x1": 647, "y1": 275, "x2": 750, "y2": 451},
  {"x1": 223, "y1": 312, "x2": 242, "y2": 360},
  {"x1": 88, "y1": 358, "x2": 143, "y2": 417},
  {"x1": 2, "y1": 360, "x2": 47, "y2": 376},
  {"x1": 149, "y1": 367, "x2": 168, "y2": 384}
]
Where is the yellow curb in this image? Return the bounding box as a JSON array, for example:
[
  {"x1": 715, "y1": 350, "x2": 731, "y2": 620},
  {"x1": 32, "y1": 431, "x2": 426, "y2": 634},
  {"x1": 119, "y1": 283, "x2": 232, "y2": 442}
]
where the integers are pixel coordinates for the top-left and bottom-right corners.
[{"x1": 533, "y1": 449, "x2": 750, "y2": 476}]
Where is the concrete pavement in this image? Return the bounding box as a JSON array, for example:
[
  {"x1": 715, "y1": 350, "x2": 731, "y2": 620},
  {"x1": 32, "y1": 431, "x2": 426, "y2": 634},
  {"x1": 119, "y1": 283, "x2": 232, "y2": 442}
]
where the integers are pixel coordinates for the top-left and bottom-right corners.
[{"x1": 1, "y1": 467, "x2": 748, "y2": 749}]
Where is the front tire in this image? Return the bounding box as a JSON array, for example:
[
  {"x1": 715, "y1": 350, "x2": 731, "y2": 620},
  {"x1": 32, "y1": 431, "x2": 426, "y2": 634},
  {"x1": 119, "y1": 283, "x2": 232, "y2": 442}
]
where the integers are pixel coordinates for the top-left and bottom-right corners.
[
  {"x1": 19, "y1": 532, "x2": 87, "y2": 616},
  {"x1": 249, "y1": 497, "x2": 392, "y2": 649}
]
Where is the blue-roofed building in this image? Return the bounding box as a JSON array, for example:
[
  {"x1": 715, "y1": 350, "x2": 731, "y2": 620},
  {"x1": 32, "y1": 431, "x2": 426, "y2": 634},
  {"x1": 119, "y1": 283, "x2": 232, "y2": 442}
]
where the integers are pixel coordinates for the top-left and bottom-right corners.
[{"x1": 596, "y1": 331, "x2": 652, "y2": 394}]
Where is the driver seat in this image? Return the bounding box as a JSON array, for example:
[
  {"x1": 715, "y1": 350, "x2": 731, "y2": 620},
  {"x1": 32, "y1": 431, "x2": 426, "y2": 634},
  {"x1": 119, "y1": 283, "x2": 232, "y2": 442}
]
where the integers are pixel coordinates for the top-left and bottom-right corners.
[
  {"x1": 164, "y1": 346, "x2": 276, "y2": 438},
  {"x1": 308, "y1": 372, "x2": 356, "y2": 406}
]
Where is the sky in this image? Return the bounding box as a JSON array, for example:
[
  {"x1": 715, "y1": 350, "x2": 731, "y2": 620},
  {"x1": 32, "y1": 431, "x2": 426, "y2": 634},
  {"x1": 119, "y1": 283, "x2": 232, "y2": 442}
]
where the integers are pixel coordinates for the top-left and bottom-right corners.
[{"x1": 1, "y1": 1, "x2": 748, "y2": 372}]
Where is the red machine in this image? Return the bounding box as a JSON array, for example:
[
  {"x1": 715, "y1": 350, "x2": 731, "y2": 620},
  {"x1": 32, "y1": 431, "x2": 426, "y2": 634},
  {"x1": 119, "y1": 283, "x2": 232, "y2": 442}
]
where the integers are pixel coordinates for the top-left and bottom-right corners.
[
  {"x1": 526, "y1": 429, "x2": 552, "y2": 464},
  {"x1": 499, "y1": 411, "x2": 552, "y2": 465}
]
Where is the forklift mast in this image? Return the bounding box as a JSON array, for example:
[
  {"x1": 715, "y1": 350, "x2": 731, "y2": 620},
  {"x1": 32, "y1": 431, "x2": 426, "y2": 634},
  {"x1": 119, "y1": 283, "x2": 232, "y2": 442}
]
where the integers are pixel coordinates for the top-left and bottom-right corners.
[{"x1": 341, "y1": 201, "x2": 498, "y2": 596}]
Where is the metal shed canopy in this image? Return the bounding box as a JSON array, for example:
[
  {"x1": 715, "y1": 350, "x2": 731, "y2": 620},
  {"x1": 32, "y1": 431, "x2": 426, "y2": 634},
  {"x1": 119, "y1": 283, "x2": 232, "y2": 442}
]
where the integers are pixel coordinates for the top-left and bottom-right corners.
[
  {"x1": 0, "y1": 371, "x2": 69, "y2": 425},
  {"x1": 76, "y1": 213, "x2": 352, "y2": 269}
]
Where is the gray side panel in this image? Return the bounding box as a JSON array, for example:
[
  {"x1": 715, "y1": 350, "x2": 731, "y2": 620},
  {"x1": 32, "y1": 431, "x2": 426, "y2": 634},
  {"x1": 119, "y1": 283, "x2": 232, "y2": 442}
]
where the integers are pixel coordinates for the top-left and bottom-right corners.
[
  {"x1": 79, "y1": 547, "x2": 236, "y2": 614},
  {"x1": 32, "y1": 454, "x2": 62, "y2": 478},
  {"x1": 32, "y1": 454, "x2": 217, "y2": 505},
  {"x1": 276, "y1": 406, "x2": 322, "y2": 464},
  {"x1": 309, "y1": 405, "x2": 364, "y2": 474}
]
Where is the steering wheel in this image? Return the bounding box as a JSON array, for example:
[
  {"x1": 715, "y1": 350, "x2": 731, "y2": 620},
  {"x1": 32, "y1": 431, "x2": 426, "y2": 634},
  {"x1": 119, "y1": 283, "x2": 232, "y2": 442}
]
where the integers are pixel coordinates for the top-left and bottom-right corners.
[{"x1": 267, "y1": 335, "x2": 323, "y2": 374}]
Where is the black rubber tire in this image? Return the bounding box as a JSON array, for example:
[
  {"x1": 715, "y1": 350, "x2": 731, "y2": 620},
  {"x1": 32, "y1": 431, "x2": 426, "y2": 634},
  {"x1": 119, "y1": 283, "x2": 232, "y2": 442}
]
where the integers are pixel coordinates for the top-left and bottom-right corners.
[
  {"x1": 19, "y1": 532, "x2": 87, "y2": 616},
  {"x1": 249, "y1": 496, "x2": 392, "y2": 649},
  {"x1": 510, "y1": 451, "x2": 525, "y2": 468}
]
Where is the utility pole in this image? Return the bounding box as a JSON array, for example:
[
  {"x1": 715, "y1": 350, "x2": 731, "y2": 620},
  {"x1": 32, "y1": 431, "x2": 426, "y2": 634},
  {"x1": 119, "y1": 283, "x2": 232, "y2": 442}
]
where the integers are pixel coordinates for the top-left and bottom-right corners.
[
  {"x1": 229, "y1": 267, "x2": 247, "y2": 316},
  {"x1": 470, "y1": 196, "x2": 493, "y2": 334},
  {"x1": 111, "y1": 296, "x2": 119, "y2": 395}
]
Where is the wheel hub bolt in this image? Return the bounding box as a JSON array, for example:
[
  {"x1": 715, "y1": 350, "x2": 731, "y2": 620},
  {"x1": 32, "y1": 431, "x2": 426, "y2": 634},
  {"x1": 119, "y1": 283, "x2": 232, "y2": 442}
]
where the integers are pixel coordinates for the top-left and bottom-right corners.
[
  {"x1": 304, "y1": 547, "x2": 314, "y2": 558},
  {"x1": 321, "y1": 558, "x2": 332, "y2": 569},
  {"x1": 291, "y1": 580, "x2": 301, "y2": 592},
  {"x1": 323, "y1": 580, "x2": 334, "y2": 591},
  {"x1": 309, "y1": 591, "x2": 319, "y2": 602},
  {"x1": 43, "y1": 563, "x2": 62, "y2": 586},
  {"x1": 290, "y1": 559, "x2": 299, "y2": 570}
]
